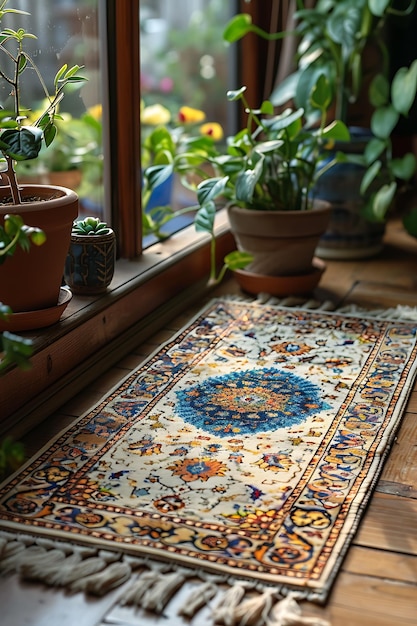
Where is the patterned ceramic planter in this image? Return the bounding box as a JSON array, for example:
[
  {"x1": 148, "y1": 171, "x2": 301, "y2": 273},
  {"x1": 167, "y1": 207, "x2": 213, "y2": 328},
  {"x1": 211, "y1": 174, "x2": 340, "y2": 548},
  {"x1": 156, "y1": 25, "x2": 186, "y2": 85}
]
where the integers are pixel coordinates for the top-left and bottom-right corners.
[
  {"x1": 314, "y1": 128, "x2": 386, "y2": 260},
  {"x1": 64, "y1": 229, "x2": 116, "y2": 295}
]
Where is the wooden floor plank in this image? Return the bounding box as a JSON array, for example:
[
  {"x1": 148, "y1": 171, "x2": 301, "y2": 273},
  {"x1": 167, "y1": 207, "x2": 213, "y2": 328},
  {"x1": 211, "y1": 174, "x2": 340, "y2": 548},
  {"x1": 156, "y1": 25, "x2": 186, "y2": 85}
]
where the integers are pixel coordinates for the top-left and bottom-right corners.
[
  {"x1": 328, "y1": 572, "x2": 417, "y2": 623},
  {"x1": 342, "y1": 545, "x2": 417, "y2": 584},
  {"x1": 379, "y1": 411, "x2": 417, "y2": 493},
  {"x1": 354, "y1": 492, "x2": 417, "y2": 554}
]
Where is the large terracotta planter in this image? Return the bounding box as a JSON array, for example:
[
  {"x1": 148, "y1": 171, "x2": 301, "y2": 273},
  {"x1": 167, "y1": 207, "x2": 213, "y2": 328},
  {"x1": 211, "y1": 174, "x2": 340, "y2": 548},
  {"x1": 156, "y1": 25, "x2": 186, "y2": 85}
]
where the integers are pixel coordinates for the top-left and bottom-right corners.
[
  {"x1": 0, "y1": 185, "x2": 78, "y2": 312},
  {"x1": 227, "y1": 200, "x2": 331, "y2": 277},
  {"x1": 64, "y1": 229, "x2": 116, "y2": 295}
]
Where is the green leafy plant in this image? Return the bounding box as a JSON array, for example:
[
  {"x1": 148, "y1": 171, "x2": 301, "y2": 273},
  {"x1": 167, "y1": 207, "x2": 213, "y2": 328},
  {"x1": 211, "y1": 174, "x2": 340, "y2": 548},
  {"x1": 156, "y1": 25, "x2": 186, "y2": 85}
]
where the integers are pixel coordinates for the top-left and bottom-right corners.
[
  {"x1": 71, "y1": 216, "x2": 112, "y2": 236},
  {"x1": 192, "y1": 76, "x2": 349, "y2": 283},
  {"x1": 196, "y1": 80, "x2": 349, "y2": 214},
  {"x1": 224, "y1": 0, "x2": 417, "y2": 232},
  {"x1": 0, "y1": 0, "x2": 86, "y2": 205},
  {"x1": 357, "y1": 62, "x2": 417, "y2": 223}
]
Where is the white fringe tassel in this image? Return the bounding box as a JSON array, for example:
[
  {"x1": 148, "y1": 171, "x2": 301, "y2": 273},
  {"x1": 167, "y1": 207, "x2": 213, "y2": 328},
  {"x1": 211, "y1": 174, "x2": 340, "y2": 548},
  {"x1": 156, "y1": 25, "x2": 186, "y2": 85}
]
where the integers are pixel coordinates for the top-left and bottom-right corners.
[
  {"x1": 122, "y1": 567, "x2": 187, "y2": 613},
  {"x1": 211, "y1": 588, "x2": 331, "y2": 626},
  {"x1": 212, "y1": 586, "x2": 276, "y2": 626},
  {"x1": 178, "y1": 580, "x2": 218, "y2": 618},
  {"x1": 0, "y1": 532, "x2": 331, "y2": 624},
  {"x1": 267, "y1": 594, "x2": 331, "y2": 626}
]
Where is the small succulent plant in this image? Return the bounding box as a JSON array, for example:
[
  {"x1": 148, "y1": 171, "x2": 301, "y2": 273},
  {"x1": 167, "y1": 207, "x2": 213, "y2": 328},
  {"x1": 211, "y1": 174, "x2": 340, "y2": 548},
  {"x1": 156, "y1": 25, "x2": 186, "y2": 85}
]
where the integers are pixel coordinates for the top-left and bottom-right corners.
[{"x1": 71, "y1": 217, "x2": 112, "y2": 236}]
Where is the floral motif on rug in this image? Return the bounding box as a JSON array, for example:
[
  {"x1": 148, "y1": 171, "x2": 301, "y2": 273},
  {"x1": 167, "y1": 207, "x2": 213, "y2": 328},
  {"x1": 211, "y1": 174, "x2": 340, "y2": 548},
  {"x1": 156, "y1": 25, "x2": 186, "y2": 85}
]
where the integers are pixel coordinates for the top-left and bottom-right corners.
[{"x1": 1, "y1": 298, "x2": 416, "y2": 601}]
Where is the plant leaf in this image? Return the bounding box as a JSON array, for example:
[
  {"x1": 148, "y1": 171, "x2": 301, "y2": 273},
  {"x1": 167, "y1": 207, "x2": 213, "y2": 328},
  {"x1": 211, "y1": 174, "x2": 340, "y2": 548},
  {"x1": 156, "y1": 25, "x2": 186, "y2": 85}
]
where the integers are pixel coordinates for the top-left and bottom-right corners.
[
  {"x1": 235, "y1": 153, "x2": 264, "y2": 203},
  {"x1": 0, "y1": 126, "x2": 43, "y2": 160},
  {"x1": 223, "y1": 14, "x2": 253, "y2": 43},
  {"x1": 364, "y1": 182, "x2": 397, "y2": 222},
  {"x1": 310, "y1": 74, "x2": 331, "y2": 110},
  {"x1": 360, "y1": 160, "x2": 381, "y2": 195},
  {"x1": 144, "y1": 164, "x2": 174, "y2": 190},
  {"x1": 369, "y1": 0, "x2": 390, "y2": 16},
  {"x1": 197, "y1": 177, "x2": 229, "y2": 205},
  {"x1": 369, "y1": 73, "x2": 390, "y2": 108},
  {"x1": 364, "y1": 137, "x2": 386, "y2": 165},
  {"x1": 391, "y1": 60, "x2": 417, "y2": 116},
  {"x1": 322, "y1": 120, "x2": 350, "y2": 142},
  {"x1": 371, "y1": 106, "x2": 399, "y2": 140},
  {"x1": 224, "y1": 250, "x2": 253, "y2": 271},
  {"x1": 390, "y1": 153, "x2": 417, "y2": 181},
  {"x1": 194, "y1": 201, "x2": 216, "y2": 234},
  {"x1": 227, "y1": 87, "x2": 247, "y2": 102}
]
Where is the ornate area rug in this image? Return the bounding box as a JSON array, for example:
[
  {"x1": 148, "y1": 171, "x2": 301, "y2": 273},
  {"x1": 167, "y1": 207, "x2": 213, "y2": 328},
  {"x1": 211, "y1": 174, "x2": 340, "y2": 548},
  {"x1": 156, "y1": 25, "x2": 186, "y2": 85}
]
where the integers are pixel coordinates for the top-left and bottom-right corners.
[{"x1": 1, "y1": 297, "x2": 416, "y2": 623}]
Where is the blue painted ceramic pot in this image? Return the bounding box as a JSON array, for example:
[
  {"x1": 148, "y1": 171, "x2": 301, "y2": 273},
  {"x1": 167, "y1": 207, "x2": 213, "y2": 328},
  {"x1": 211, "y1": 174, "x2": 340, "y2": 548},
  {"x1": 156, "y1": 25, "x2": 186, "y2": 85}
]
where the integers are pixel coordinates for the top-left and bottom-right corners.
[
  {"x1": 314, "y1": 128, "x2": 386, "y2": 260},
  {"x1": 64, "y1": 229, "x2": 116, "y2": 295}
]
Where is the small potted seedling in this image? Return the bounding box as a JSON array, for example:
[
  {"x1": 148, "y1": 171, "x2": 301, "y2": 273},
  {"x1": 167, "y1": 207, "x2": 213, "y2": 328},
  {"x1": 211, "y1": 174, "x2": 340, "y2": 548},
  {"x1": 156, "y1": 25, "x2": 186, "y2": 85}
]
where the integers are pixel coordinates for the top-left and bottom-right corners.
[{"x1": 64, "y1": 217, "x2": 116, "y2": 295}]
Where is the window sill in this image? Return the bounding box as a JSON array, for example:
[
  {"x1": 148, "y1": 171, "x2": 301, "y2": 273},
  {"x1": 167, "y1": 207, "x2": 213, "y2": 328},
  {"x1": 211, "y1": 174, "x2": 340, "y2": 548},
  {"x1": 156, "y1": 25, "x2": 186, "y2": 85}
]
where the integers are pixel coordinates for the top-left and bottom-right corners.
[{"x1": 0, "y1": 211, "x2": 235, "y2": 439}]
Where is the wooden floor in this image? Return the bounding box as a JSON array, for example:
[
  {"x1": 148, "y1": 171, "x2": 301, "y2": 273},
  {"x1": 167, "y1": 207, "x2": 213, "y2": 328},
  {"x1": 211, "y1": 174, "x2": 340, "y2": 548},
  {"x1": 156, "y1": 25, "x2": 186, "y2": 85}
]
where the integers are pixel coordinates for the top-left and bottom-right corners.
[{"x1": 1, "y1": 220, "x2": 417, "y2": 626}]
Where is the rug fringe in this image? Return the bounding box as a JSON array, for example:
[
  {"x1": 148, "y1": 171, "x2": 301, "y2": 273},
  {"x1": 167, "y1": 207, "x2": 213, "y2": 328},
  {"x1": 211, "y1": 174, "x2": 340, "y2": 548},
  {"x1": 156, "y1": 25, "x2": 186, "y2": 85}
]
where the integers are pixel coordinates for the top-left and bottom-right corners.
[
  {"x1": 210, "y1": 584, "x2": 331, "y2": 626},
  {"x1": 0, "y1": 531, "x2": 331, "y2": 624},
  {"x1": 177, "y1": 579, "x2": 218, "y2": 618},
  {"x1": 224, "y1": 293, "x2": 417, "y2": 321},
  {"x1": 122, "y1": 567, "x2": 188, "y2": 613},
  {"x1": 268, "y1": 594, "x2": 331, "y2": 626},
  {"x1": 212, "y1": 584, "x2": 274, "y2": 625}
]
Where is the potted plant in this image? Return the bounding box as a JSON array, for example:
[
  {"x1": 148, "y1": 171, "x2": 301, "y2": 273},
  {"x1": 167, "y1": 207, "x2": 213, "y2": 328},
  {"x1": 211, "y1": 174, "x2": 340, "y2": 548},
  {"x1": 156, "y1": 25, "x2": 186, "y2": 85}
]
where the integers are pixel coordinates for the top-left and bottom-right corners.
[
  {"x1": 193, "y1": 76, "x2": 350, "y2": 295},
  {"x1": 0, "y1": 1, "x2": 85, "y2": 315},
  {"x1": 224, "y1": 1, "x2": 417, "y2": 259},
  {"x1": 64, "y1": 216, "x2": 116, "y2": 295}
]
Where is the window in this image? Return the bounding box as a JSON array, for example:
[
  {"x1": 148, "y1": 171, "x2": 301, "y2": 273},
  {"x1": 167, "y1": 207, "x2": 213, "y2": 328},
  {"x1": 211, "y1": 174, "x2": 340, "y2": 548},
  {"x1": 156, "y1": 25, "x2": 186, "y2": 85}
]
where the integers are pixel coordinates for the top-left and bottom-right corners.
[
  {"x1": 4, "y1": 0, "x2": 107, "y2": 223},
  {"x1": 3, "y1": 0, "x2": 280, "y2": 260},
  {"x1": 140, "y1": 0, "x2": 236, "y2": 246}
]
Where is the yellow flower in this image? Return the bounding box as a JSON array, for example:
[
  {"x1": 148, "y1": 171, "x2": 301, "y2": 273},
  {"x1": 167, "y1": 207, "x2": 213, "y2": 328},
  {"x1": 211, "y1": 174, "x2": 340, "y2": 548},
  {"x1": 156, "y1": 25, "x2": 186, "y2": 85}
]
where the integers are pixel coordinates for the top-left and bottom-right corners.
[
  {"x1": 178, "y1": 106, "x2": 206, "y2": 124},
  {"x1": 87, "y1": 104, "x2": 102, "y2": 120},
  {"x1": 141, "y1": 103, "x2": 171, "y2": 125},
  {"x1": 200, "y1": 122, "x2": 224, "y2": 141}
]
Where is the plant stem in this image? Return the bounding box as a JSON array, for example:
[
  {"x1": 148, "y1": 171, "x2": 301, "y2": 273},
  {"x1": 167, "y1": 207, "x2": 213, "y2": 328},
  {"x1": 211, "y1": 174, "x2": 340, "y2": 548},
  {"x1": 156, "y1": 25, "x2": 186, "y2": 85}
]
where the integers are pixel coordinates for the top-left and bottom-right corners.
[{"x1": 5, "y1": 156, "x2": 21, "y2": 204}]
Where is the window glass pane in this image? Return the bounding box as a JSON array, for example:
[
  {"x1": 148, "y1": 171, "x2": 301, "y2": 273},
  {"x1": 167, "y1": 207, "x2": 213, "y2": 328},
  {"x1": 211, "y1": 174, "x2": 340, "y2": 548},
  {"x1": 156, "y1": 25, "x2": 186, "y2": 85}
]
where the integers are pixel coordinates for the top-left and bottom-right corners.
[
  {"x1": 140, "y1": 0, "x2": 235, "y2": 246},
  {"x1": 1, "y1": 0, "x2": 107, "y2": 222}
]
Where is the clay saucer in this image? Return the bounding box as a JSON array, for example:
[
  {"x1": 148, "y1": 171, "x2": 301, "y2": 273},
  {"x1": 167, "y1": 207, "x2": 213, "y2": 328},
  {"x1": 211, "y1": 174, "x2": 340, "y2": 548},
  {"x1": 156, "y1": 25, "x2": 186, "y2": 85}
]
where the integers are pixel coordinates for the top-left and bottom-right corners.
[
  {"x1": 233, "y1": 258, "x2": 326, "y2": 297},
  {"x1": 0, "y1": 287, "x2": 72, "y2": 333}
]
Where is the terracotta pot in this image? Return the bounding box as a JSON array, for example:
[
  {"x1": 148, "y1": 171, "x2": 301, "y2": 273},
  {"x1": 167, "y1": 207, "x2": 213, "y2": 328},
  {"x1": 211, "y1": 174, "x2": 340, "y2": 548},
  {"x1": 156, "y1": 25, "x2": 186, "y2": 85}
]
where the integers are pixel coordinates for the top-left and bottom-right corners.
[
  {"x1": 227, "y1": 200, "x2": 331, "y2": 276},
  {"x1": 0, "y1": 185, "x2": 79, "y2": 312},
  {"x1": 64, "y1": 229, "x2": 116, "y2": 295}
]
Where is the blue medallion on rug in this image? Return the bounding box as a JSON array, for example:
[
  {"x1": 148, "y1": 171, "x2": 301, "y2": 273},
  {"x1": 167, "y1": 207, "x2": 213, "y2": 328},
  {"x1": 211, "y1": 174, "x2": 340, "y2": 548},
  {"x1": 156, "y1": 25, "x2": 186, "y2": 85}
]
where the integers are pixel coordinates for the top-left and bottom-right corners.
[{"x1": 175, "y1": 368, "x2": 330, "y2": 436}]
